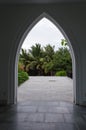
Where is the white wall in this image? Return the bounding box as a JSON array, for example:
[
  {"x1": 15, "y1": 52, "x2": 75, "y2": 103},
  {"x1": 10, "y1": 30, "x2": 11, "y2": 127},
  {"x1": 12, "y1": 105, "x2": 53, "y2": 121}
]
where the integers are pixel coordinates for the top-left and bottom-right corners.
[{"x1": 0, "y1": 3, "x2": 86, "y2": 105}]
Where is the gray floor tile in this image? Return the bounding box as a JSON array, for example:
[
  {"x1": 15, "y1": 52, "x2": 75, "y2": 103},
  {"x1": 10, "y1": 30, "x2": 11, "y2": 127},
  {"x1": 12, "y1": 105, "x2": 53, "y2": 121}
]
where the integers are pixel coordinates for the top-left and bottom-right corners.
[
  {"x1": 17, "y1": 106, "x2": 37, "y2": 112},
  {"x1": 0, "y1": 101, "x2": 86, "y2": 129},
  {"x1": 47, "y1": 106, "x2": 70, "y2": 113},
  {"x1": 26, "y1": 113, "x2": 44, "y2": 122},
  {"x1": 45, "y1": 113, "x2": 64, "y2": 123},
  {"x1": 55, "y1": 123, "x2": 79, "y2": 130},
  {"x1": 37, "y1": 106, "x2": 48, "y2": 112}
]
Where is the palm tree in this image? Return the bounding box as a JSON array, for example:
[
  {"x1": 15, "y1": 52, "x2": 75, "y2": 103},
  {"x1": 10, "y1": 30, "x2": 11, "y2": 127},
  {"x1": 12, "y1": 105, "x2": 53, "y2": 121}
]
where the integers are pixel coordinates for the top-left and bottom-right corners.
[
  {"x1": 26, "y1": 44, "x2": 44, "y2": 75},
  {"x1": 19, "y1": 48, "x2": 32, "y2": 72},
  {"x1": 44, "y1": 44, "x2": 55, "y2": 60},
  {"x1": 42, "y1": 44, "x2": 55, "y2": 75}
]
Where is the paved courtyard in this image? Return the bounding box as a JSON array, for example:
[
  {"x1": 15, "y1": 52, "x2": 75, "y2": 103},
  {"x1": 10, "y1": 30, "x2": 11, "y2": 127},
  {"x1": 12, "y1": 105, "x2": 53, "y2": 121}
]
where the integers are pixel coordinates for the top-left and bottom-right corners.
[{"x1": 18, "y1": 76, "x2": 73, "y2": 102}]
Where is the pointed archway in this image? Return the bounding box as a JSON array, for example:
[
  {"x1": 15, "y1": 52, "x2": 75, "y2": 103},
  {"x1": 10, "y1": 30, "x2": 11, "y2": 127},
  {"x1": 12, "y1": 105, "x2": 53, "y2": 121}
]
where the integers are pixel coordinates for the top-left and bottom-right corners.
[{"x1": 8, "y1": 13, "x2": 76, "y2": 104}]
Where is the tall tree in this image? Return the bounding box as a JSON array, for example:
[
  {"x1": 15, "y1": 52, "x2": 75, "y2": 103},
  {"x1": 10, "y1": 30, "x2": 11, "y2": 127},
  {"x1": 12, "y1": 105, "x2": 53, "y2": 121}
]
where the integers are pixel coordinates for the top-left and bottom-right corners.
[
  {"x1": 19, "y1": 41, "x2": 72, "y2": 77},
  {"x1": 26, "y1": 44, "x2": 44, "y2": 75},
  {"x1": 53, "y1": 47, "x2": 72, "y2": 77},
  {"x1": 42, "y1": 44, "x2": 55, "y2": 75},
  {"x1": 19, "y1": 49, "x2": 30, "y2": 71}
]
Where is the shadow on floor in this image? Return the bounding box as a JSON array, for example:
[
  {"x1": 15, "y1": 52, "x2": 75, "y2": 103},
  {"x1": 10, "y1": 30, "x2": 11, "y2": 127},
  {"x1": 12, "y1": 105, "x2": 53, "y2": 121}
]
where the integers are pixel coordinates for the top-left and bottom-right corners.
[{"x1": 0, "y1": 101, "x2": 86, "y2": 130}]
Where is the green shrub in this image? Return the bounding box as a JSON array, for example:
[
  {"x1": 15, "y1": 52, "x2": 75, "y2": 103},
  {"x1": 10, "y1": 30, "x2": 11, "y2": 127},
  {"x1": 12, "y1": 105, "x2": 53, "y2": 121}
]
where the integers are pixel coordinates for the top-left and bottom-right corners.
[
  {"x1": 18, "y1": 70, "x2": 29, "y2": 86},
  {"x1": 55, "y1": 70, "x2": 67, "y2": 76},
  {"x1": 18, "y1": 62, "x2": 24, "y2": 71}
]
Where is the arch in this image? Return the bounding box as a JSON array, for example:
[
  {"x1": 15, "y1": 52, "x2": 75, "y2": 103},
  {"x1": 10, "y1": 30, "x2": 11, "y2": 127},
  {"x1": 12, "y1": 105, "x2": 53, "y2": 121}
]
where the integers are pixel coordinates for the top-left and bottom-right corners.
[{"x1": 8, "y1": 12, "x2": 76, "y2": 104}]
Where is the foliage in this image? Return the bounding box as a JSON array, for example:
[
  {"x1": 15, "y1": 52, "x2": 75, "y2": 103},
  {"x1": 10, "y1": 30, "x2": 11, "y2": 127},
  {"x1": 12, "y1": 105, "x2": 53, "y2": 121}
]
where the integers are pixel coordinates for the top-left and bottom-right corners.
[
  {"x1": 18, "y1": 62, "x2": 29, "y2": 86},
  {"x1": 42, "y1": 61, "x2": 54, "y2": 75},
  {"x1": 25, "y1": 44, "x2": 44, "y2": 75},
  {"x1": 18, "y1": 62, "x2": 24, "y2": 71},
  {"x1": 53, "y1": 47, "x2": 72, "y2": 77},
  {"x1": 55, "y1": 70, "x2": 67, "y2": 76},
  {"x1": 19, "y1": 49, "x2": 31, "y2": 71},
  {"x1": 18, "y1": 70, "x2": 29, "y2": 86},
  {"x1": 29, "y1": 43, "x2": 43, "y2": 58},
  {"x1": 44, "y1": 44, "x2": 55, "y2": 60},
  {"x1": 61, "y1": 39, "x2": 68, "y2": 46},
  {"x1": 42, "y1": 44, "x2": 55, "y2": 75},
  {"x1": 19, "y1": 39, "x2": 72, "y2": 77}
]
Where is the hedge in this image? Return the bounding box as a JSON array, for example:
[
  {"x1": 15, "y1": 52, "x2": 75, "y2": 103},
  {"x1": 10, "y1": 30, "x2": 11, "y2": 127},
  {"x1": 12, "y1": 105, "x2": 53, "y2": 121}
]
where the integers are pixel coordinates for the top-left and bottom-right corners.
[
  {"x1": 18, "y1": 70, "x2": 29, "y2": 86},
  {"x1": 55, "y1": 70, "x2": 67, "y2": 76}
]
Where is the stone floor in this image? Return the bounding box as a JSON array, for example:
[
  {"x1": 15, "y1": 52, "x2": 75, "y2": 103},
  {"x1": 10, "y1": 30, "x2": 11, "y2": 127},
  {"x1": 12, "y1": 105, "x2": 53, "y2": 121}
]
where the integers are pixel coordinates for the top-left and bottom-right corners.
[
  {"x1": 0, "y1": 101, "x2": 86, "y2": 130},
  {"x1": 18, "y1": 76, "x2": 73, "y2": 102},
  {"x1": 0, "y1": 77, "x2": 86, "y2": 130}
]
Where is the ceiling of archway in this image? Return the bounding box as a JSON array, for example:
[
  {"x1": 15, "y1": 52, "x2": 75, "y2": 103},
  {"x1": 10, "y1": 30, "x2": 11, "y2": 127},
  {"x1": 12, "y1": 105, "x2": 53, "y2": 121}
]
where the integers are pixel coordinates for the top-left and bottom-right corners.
[{"x1": 0, "y1": 0, "x2": 85, "y2": 4}]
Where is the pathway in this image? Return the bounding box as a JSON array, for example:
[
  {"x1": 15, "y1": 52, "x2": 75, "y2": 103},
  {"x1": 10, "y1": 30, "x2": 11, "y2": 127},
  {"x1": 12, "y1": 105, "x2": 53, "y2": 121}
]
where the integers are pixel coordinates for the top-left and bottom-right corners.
[{"x1": 18, "y1": 76, "x2": 73, "y2": 102}]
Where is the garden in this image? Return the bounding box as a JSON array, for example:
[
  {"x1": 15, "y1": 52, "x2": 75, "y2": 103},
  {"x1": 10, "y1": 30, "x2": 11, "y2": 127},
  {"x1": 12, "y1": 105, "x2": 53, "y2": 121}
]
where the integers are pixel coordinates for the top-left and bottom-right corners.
[{"x1": 18, "y1": 39, "x2": 72, "y2": 85}]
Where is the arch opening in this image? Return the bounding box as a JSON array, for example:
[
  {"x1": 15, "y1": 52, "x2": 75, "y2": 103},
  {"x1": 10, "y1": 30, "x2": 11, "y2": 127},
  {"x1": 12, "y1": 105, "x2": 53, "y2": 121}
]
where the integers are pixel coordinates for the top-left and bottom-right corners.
[{"x1": 15, "y1": 13, "x2": 76, "y2": 104}]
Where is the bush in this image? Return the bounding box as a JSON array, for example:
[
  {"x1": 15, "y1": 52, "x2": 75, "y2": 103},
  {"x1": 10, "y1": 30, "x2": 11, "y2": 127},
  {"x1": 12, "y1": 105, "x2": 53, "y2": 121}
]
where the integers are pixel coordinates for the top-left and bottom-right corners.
[
  {"x1": 55, "y1": 70, "x2": 67, "y2": 76},
  {"x1": 18, "y1": 70, "x2": 29, "y2": 86},
  {"x1": 18, "y1": 62, "x2": 24, "y2": 71}
]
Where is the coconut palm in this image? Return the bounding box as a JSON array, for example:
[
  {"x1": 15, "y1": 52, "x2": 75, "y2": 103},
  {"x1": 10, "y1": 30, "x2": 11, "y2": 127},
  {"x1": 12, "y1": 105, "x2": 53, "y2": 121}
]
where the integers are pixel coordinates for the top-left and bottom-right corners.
[
  {"x1": 19, "y1": 48, "x2": 33, "y2": 71},
  {"x1": 42, "y1": 44, "x2": 55, "y2": 75},
  {"x1": 26, "y1": 44, "x2": 44, "y2": 75}
]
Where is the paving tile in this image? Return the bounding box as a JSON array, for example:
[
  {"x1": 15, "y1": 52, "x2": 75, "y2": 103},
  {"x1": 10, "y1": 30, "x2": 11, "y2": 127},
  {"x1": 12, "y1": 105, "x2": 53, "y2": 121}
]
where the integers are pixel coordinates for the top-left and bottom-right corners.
[
  {"x1": 47, "y1": 107, "x2": 69, "y2": 113},
  {"x1": 18, "y1": 101, "x2": 40, "y2": 106},
  {"x1": 55, "y1": 123, "x2": 79, "y2": 130},
  {"x1": 26, "y1": 113, "x2": 44, "y2": 122},
  {"x1": 0, "y1": 101, "x2": 86, "y2": 129},
  {"x1": 59, "y1": 101, "x2": 74, "y2": 107},
  {"x1": 45, "y1": 113, "x2": 64, "y2": 123},
  {"x1": 64, "y1": 113, "x2": 84, "y2": 124},
  {"x1": 64, "y1": 114, "x2": 75, "y2": 123},
  {"x1": 0, "y1": 113, "x2": 29, "y2": 123},
  {"x1": 18, "y1": 77, "x2": 73, "y2": 102},
  {"x1": 16, "y1": 106, "x2": 37, "y2": 112},
  {"x1": 39, "y1": 101, "x2": 60, "y2": 106},
  {"x1": 24, "y1": 122, "x2": 56, "y2": 130},
  {"x1": 37, "y1": 106, "x2": 48, "y2": 112},
  {"x1": 0, "y1": 122, "x2": 78, "y2": 130}
]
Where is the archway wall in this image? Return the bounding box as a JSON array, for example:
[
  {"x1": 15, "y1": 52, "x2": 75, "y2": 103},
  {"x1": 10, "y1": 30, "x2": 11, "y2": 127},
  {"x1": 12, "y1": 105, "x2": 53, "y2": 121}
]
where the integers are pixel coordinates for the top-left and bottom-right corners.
[{"x1": 0, "y1": 3, "x2": 86, "y2": 105}]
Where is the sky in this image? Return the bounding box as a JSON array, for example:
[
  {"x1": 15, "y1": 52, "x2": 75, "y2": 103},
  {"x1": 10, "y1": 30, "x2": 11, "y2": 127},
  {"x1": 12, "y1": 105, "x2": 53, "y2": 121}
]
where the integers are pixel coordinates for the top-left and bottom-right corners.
[{"x1": 21, "y1": 17, "x2": 65, "y2": 51}]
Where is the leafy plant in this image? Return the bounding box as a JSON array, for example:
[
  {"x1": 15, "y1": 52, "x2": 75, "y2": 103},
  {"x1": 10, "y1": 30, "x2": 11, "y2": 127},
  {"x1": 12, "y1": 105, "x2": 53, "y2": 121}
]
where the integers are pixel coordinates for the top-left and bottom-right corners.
[
  {"x1": 18, "y1": 62, "x2": 29, "y2": 86},
  {"x1": 55, "y1": 70, "x2": 67, "y2": 76},
  {"x1": 18, "y1": 70, "x2": 29, "y2": 86},
  {"x1": 19, "y1": 39, "x2": 72, "y2": 77}
]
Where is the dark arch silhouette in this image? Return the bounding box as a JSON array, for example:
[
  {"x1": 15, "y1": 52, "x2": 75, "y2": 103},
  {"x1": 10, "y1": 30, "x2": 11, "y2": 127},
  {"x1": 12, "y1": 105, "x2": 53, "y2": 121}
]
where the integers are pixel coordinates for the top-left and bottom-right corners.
[{"x1": 8, "y1": 12, "x2": 76, "y2": 104}]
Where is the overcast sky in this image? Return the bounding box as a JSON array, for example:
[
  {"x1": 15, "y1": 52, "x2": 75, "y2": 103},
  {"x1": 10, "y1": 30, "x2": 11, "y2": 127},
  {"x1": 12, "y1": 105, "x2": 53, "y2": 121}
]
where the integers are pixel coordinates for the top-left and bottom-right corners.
[{"x1": 21, "y1": 17, "x2": 65, "y2": 51}]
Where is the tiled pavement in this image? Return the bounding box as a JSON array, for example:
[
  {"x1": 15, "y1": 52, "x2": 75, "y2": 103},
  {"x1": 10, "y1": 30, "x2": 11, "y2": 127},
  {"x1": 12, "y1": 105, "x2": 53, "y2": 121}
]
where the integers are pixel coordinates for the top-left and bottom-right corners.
[
  {"x1": 0, "y1": 101, "x2": 86, "y2": 130},
  {"x1": 18, "y1": 76, "x2": 73, "y2": 102}
]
